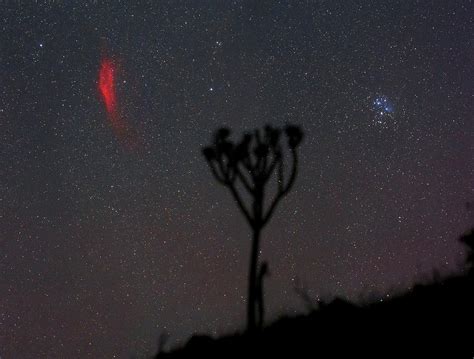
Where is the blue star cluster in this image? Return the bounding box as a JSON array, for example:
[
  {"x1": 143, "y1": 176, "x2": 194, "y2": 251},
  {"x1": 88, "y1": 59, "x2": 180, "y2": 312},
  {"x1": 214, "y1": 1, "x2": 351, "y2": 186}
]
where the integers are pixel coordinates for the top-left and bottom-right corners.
[{"x1": 372, "y1": 95, "x2": 395, "y2": 127}]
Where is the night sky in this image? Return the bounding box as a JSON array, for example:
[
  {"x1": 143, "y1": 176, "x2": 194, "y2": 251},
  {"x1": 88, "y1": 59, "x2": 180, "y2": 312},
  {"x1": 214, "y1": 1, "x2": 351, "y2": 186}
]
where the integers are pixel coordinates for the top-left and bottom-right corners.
[{"x1": 1, "y1": 1, "x2": 473, "y2": 357}]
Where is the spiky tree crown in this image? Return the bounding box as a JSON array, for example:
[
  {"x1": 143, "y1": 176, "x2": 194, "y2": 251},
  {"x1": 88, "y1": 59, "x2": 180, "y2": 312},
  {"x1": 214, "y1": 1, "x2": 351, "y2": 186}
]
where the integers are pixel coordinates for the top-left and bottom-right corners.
[{"x1": 202, "y1": 124, "x2": 303, "y2": 227}]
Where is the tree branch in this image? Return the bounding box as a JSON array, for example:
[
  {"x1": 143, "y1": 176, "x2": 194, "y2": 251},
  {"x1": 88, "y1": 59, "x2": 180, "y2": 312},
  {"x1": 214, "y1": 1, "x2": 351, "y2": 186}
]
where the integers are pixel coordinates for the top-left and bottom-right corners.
[
  {"x1": 234, "y1": 165, "x2": 254, "y2": 194},
  {"x1": 262, "y1": 150, "x2": 298, "y2": 224},
  {"x1": 228, "y1": 182, "x2": 254, "y2": 226},
  {"x1": 283, "y1": 149, "x2": 298, "y2": 193},
  {"x1": 242, "y1": 156, "x2": 256, "y2": 180},
  {"x1": 263, "y1": 150, "x2": 281, "y2": 182},
  {"x1": 206, "y1": 160, "x2": 226, "y2": 184},
  {"x1": 277, "y1": 157, "x2": 284, "y2": 193},
  {"x1": 216, "y1": 153, "x2": 231, "y2": 184}
]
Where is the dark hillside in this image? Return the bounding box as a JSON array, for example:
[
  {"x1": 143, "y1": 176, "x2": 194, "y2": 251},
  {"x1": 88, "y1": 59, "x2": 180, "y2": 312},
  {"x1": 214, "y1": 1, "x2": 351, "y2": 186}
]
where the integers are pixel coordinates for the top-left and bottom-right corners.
[{"x1": 156, "y1": 230, "x2": 474, "y2": 358}]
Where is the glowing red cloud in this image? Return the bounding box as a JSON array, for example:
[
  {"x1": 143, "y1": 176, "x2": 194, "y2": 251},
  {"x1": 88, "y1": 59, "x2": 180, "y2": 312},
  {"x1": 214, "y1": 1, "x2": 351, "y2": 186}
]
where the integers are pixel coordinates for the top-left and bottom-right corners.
[
  {"x1": 98, "y1": 58, "x2": 117, "y2": 116},
  {"x1": 98, "y1": 56, "x2": 140, "y2": 150}
]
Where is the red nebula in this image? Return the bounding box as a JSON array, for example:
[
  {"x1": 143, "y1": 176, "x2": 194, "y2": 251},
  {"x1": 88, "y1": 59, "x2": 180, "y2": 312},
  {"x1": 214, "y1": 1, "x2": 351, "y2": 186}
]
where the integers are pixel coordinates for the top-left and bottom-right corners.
[
  {"x1": 98, "y1": 56, "x2": 140, "y2": 150},
  {"x1": 98, "y1": 58, "x2": 117, "y2": 116}
]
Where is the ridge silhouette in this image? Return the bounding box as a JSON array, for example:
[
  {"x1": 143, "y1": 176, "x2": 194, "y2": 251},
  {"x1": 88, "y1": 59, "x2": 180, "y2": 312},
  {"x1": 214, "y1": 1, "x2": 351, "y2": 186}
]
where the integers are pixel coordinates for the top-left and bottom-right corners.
[{"x1": 153, "y1": 229, "x2": 474, "y2": 358}]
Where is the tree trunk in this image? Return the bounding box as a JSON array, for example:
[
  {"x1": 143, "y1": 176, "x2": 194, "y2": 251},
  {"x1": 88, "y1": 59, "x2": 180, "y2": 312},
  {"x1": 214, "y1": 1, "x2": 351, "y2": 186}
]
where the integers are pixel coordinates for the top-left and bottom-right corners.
[{"x1": 247, "y1": 226, "x2": 261, "y2": 333}]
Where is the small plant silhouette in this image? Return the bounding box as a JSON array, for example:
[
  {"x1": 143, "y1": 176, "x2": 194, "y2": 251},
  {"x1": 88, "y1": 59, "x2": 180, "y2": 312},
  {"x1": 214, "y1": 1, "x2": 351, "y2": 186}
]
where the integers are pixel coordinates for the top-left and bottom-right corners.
[
  {"x1": 203, "y1": 124, "x2": 303, "y2": 332},
  {"x1": 460, "y1": 228, "x2": 474, "y2": 272}
]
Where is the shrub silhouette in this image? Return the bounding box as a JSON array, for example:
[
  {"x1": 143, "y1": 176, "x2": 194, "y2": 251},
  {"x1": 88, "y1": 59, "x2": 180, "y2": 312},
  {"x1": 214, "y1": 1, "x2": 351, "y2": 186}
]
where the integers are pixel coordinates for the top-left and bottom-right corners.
[
  {"x1": 460, "y1": 228, "x2": 474, "y2": 272},
  {"x1": 202, "y1": 124, "x2": 303, "y2": 332}
]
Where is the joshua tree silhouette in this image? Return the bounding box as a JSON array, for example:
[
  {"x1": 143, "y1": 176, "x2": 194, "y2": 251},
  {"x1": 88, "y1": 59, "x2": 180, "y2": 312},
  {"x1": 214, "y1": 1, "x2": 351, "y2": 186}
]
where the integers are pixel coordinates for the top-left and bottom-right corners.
[{"x1": 202, "y1": 124, "x2": 303, "y2": 332}]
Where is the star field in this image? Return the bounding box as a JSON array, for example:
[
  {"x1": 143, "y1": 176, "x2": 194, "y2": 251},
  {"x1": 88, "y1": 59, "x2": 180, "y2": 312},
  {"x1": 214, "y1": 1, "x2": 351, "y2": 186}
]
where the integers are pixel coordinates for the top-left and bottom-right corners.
[{"x1": 0, "y1": 1, "x2": 472, "y2": 357}]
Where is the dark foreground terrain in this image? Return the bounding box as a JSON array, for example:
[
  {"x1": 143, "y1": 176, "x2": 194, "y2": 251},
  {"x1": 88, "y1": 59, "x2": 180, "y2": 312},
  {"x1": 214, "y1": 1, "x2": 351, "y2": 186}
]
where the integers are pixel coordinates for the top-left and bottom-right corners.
[{"x1": 155, "y1": 230, "x2": 474, "y2": 358}]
